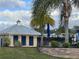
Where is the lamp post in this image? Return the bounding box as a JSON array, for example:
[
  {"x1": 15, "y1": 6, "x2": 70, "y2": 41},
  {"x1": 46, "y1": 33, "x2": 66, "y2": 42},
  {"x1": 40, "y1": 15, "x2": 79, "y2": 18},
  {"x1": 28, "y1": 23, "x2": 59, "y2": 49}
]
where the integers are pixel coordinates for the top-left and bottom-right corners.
[{"x1": 46, "y1": 23, "x2": 50, "y2": 46}]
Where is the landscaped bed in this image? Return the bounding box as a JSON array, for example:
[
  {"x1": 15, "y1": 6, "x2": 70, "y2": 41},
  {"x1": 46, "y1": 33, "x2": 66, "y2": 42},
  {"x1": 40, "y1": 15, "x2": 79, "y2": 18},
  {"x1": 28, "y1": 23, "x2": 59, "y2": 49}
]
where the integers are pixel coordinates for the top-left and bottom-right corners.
[{"x1": 0, "y1": 47, "x2": 69, "y2": 59}]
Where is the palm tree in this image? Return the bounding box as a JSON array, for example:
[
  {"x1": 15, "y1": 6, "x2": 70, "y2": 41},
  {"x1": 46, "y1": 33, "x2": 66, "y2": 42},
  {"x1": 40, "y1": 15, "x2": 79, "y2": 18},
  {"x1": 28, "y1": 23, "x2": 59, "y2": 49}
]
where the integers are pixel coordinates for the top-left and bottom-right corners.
[
  {"x1": 32, "y1": 0, "x2": 79, "y2": 43},
  {"x1": 31, "y1": 15, "x2": 55, "y2": 46}
]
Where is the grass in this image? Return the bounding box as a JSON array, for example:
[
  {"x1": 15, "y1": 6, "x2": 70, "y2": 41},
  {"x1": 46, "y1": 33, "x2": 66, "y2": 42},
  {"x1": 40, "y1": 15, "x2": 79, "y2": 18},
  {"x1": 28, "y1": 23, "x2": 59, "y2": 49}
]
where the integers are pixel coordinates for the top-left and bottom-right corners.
[{"x1": 0, "y1": 47, "x2": 70, "y2": 59}]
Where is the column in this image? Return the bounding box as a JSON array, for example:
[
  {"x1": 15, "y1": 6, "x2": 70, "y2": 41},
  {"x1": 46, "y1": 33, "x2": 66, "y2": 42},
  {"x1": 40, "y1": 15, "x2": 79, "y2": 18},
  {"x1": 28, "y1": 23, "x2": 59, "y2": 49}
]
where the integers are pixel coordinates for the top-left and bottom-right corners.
[
  {"x1": 33, "y1": 36, "x2": 37, "y2": 47},
  {"x1": 18, "y1": 35, "x2": 21, "y2": 43},
  {"x1": 26, "y1": 35, "x2": 29, "y2": 47},
  {"x1": 9, "y1": 35, "x2": 14, "y2": 47}
]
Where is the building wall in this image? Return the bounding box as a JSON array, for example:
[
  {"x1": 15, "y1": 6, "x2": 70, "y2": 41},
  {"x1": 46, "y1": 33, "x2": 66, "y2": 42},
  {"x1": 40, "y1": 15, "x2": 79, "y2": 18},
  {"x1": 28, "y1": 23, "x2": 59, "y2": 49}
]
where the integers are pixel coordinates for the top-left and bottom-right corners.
[
  {"x1": 23, "y1": 35, "x2": 37, "y2": 47},
  {"x1": 9, "y1": 35, "x2": 38, "y2": 47},
  {"x1": 33, "y1": 36, "x2": 37, "y2": 47},
  {"x1": 18, "y1": 35, "x2": 21, "y2": 43},
  {"x1": 9, "y1": 35, "x2": 14, "y2": 47}
]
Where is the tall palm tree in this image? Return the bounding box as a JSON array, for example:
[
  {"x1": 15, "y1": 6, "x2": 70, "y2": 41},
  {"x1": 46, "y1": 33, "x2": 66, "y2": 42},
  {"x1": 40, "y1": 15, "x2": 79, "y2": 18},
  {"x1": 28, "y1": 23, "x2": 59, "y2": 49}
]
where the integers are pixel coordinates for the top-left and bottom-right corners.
[
  {"x1": 32, "y1": 0, "x2": 79, "y2": 43},
  {"x1": 31, "y1": 15, "x2": 55, "y2": 46}
]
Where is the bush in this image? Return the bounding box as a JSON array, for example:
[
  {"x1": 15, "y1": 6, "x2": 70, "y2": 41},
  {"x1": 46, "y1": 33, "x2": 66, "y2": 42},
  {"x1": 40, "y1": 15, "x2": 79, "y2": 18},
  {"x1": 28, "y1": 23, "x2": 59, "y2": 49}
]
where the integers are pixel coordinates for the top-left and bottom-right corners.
[
  {"x1": 2, "y1": 36, "x2": 10, "y2": 47},
  {"x1": 77, "y1": 42, "x2": 79, "y2": 48},
  {"x1": 63, "y1": 42, "x2": 71, "y2": 48},
  {"x1": 51, "y1": 41, "x2": 59, "y2": 48},
  {"x1": 14, "y1": 41, "x2": 21, "y2": 47}
]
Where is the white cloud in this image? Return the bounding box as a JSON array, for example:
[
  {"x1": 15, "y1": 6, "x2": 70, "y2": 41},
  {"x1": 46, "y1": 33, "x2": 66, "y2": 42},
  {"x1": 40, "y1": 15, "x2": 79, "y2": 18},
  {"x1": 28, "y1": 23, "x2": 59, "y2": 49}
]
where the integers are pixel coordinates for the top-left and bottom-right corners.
[
  {"x1": 0, "y1": 0, "x2": 33, "y2": 30},
  {"x1": 50, "y1": 9, "x2": 60, "y2": 16},
  {"x1": 50, "y1": 7, "x2": 79, "y2": 28},
  {"x1": 0, "y1": 0, "x2": 27, "y2": 9},
  {"x1": 0, "y1": 10, "x2": 32, "y2": 26},
  {"x1": 0, "y1": 1, "x2": 79, "y2": 29}
]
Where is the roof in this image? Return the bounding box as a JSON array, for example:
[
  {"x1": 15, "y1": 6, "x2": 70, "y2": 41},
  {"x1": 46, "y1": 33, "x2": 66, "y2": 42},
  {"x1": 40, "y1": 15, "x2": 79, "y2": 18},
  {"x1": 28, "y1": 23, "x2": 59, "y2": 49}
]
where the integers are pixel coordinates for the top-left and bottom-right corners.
[{"x1": 0, "y1": 24, "x2": 41, "y2": 35}]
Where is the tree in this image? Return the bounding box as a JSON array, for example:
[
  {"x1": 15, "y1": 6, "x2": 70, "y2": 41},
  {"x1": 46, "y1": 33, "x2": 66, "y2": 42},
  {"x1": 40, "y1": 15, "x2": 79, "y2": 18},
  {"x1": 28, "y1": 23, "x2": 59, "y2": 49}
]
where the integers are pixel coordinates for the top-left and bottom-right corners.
[
  {"x1": 2, "y1": 36, "x2": 10, "y2": 47},
  {"x1": 31, "y1": 15, "x2": 55, "y2": 46},
  {"x1": 32, "y1": 0, "x2": 79, "y2": 43}
]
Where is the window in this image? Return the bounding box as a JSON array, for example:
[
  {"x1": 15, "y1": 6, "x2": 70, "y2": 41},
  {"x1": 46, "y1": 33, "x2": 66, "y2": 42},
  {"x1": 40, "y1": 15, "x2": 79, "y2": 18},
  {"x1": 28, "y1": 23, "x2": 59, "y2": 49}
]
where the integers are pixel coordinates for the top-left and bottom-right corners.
[
  {"x1": 13, "y1": 35, "x2": 18, "y2": 44},
  {"x1": 21, "y1": 36, "x2": 26, "y2": 45},
  {"x1": 13, "y1": 35, "x2": 18, "y2": 41},
  {"x1": 29, "y1": 36, "x2": 33, "y2": 46}
]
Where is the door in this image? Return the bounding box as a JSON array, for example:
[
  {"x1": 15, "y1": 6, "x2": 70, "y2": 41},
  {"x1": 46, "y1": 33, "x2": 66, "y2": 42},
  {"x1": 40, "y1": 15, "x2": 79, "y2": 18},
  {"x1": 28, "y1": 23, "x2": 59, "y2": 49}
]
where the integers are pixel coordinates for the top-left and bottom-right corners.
[{"x1": 21, "y1": 36, "x2": 26, "y2": 45}]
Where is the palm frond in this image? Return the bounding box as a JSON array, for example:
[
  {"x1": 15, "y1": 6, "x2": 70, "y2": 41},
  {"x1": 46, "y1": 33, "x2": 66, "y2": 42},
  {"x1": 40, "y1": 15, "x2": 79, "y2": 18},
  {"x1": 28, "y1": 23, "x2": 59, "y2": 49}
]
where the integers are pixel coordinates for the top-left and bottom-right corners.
[
  {"x1": 30, "y1": 18, "x2": 43, "y2": 28},
  {"x1": 44, "y1": 15, "x2": 55, "y2": 26},
  {"x1": 30, "y1": 15, "x2": 55, "y2": 29},
  {"x1": 32, "y1": 0, "x2": 63, "y2": 19},
  {"x1": 72, "y1": 0, "x2": 79, "y2": 7}
]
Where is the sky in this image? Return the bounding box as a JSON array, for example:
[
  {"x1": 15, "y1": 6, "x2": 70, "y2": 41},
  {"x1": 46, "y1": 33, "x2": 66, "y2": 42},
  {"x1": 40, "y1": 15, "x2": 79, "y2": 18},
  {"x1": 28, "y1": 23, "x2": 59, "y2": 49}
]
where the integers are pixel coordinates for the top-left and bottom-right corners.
[{"x1": 0, "y1": 0, "x2": 79, "y2": 30}]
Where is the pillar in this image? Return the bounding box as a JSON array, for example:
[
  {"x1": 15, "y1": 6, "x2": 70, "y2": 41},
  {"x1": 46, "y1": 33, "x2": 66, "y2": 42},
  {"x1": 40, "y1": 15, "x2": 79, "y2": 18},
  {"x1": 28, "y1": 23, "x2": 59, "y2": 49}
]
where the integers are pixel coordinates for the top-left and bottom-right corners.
[
  {"x1": 26, "y1": 35, "x2": 29, "y2": 47},
  {"x1": 18, "y1": 35, "x2": 21, "y2": 43},
  {"x1": 9, "y1": 35, "x2": 14, "y2": 47},
  {"x1": 33, "y1": 36, "x2": 37, "y2": 47}
]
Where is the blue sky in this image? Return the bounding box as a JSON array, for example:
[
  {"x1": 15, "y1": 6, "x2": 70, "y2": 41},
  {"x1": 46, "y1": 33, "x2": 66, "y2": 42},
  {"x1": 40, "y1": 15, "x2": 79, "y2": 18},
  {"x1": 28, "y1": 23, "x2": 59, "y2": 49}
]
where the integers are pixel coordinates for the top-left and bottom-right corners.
[
  {"x1": 0, "y1": 0, "x2": 32, "y2": 11},
  {"x1": 0, "y1": 0, "x2": 79, "y2": 30},
  {"x1": 0, "y1": 0, "x2": 33, "y2": 30}
]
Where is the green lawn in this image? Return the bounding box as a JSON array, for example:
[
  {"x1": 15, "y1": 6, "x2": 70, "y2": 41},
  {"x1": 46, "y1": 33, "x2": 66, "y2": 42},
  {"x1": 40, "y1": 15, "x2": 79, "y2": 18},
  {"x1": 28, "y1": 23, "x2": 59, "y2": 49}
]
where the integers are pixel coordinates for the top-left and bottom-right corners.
[{"x1": 0, "y1": 48, "x2": 70, "y2": 59}]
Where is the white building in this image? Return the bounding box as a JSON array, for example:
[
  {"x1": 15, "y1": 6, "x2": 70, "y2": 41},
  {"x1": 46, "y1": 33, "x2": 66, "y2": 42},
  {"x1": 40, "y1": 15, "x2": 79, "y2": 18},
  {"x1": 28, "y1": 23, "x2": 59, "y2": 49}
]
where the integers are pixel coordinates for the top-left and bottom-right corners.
[{"x1": 0, "y1": 21, "x2": 40, "y2": 47}]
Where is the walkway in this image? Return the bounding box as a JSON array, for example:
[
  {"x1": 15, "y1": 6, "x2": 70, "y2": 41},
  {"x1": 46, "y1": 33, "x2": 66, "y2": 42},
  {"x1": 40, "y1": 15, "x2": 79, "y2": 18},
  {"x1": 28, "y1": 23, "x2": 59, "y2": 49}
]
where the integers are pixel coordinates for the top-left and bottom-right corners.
[{"x1": 40, "y1": 48, "x2": 79, "y2": 59}]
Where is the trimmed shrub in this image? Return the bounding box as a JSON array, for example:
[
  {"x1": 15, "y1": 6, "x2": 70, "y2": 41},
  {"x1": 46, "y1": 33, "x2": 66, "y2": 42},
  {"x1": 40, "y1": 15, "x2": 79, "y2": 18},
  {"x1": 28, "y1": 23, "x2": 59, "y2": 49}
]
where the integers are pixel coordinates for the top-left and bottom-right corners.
[
  {"x1": 14, "y1": 41, "x2": 21, "y2": 47},
  {"x1": 51, "y1": 41, "x2": 59, "y2": 48},
  {"x1": 77, "y1": 42, "x2": 79, "y2": 48},
  {"x1": 2, "y1": 36, "x2": 10, "y2": 47},
  {"x1": 63, "y1": 42, "x2": 71, "y2": 48}
]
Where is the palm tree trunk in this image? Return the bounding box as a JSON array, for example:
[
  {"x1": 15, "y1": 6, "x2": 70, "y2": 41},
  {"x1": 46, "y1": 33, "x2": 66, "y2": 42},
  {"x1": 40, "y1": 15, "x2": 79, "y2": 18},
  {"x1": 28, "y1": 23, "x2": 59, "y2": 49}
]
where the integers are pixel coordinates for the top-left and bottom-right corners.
[
  {"x1": 40, "y1": 32, "x2": 43, "y2": 47},
  {"x1": 65, "y1": 20, "x2": 69, "y2": 43},
  {"x1": 40, "y1": 27, "x2": 44, "y2": 47},
  {"x1": 64, "y1": 0, "x2": 69, "y2": 43}
]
